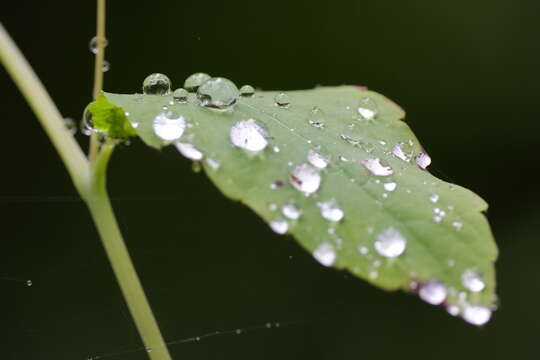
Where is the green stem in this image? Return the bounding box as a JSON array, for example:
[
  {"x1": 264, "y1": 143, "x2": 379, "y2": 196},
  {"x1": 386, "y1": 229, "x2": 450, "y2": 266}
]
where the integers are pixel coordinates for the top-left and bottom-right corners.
[
  {"x1": 0, "y1": 21, "x2": 172, "y2": 360},
  {"x1": 88, "y1": 141, "x2": 172, "y2": 360},
  {"x1": 0, "y1": 22, "x2": 89, "y2": 194}
]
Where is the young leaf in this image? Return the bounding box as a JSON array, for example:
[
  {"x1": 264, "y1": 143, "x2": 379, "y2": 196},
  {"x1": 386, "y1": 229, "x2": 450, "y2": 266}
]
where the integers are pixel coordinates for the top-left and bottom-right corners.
[
  {"x1": 87, "y1": 93, "x2": 136, "y2": 138},
  {"x1": 99, "y1": 81, "x2": 497, "y2": 326}
]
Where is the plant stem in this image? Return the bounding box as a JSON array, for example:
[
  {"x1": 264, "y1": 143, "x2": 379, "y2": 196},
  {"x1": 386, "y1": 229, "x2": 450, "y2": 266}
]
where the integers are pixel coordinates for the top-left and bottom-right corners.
[
  {"x1": 88, "y1": 141, "x2": 172, "y2": 360},
  {"x1": 0, "y1": 22, "x2": 90, "y2": 194},
  {"x1": 89, "y1": 0, "x2": 107, "y2": 161}
]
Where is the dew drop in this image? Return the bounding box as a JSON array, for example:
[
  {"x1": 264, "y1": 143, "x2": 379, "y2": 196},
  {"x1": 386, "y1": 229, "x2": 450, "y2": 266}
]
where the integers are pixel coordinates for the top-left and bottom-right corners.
[
  {"x1": 289, "y1": 164, "x2": 321, "y2": 195},
  {"x1": 462, "y1": 305, "x2": 492, "y2": 325},
  {"x1": 152, "y1": 111, "x2": 186, "y2": 141},
  {"x1": 384, "y1": 182, "x2": 397, "y2": 192},
  {"x1": 26, "y1": 280, "x2": 33, "y2": 287},
  {"x1": 173, "y1": 88, "x2": 189, "y2": 103},
  {"x1": 362, "y1": 157, "x2": 393, "y2": 176},
  {"x1": 419, "y1": 280, "x2": 447, "y2": 305},
  {"x1": 142, "y1": 73, "x2": 171, "y2": 95},
  {"x1": 273, "y1": 146, "x2": 280, "y2": 153},
  {"x1": 308, "y1": 106, "x2": 325, "y2": 128},
  {"x1": 317, "y1": 199, "x2": 345, "y2": 222},
  {"x1": 391, "y1": 143, "x2": 412, "y2": 162},
  {"x1": 229, "y1": 119, "x2": 268, "y2": 152},
  {"x1": 239, "y1": 84, "x2": 255, "y2": 97},
  {"x1": 416, "y1": 152, "x2": 432, "y2": 169},
  {"x1": 447, "y1": 305, "x2": 460, "y2": 317},
  {"x1": 206, "y1": 157, "x2": 220, "y2": 169},
  {"x1": 307, "y1": 149, "x2": 329, "y2": 169},
  {"x1": 340, "y1": 134, "x2": 361, "y2": 146},
  {"x1": 452, "y1": 221, "x2": 463, "y2": 230},
  {"x1": 81, "y1": 107, "x2": 99, "y2": 135},
  {"x1": 461, "y1": 268, "x2": 485, "y2": 292},
  {"x1": 89, "y1": 36, "x2": 108, "y2": 54},
  {"x1": 269, "y1": 219, "x2": 288, "y2": 234},
  {"x1": 429, "y1": 194, "x2": 439, "y2": 203},
  {"x1": 312, "y1": 242, "x2": 336, "y2": 267},
  {"x1": 274, "y1": 93, "x2": 290, "y2": 107},
  {"x1": 63, "y1": 117, "x2": 77, "y2": 135},
  {"x1": 374, "y1": 227, "x2": 406, "y2": 258},
  {"x1": 175, "y1": 142, "x2": 204, "y2": 161},
  {"x1": 184, "y1": 72, "x2": 211, "y2": 92},
  {"x1": 198, "y1": 77, "x2": 239, "y2": 109},
  {"x1": 101, "y1": 60, "x2": 110, "y2": 72},
  {"x1": 358, "y1": 246, "x2": 369, "y2": 255},
  {"x1": 339, "y1": 155, "x2": 349, "y2": 162},
  {"x1": 357, "y1": 97, "x2": 377, "y2": 120},
  {"x1": 282, "y1": 203, "x2": 302, "y2": 220}
]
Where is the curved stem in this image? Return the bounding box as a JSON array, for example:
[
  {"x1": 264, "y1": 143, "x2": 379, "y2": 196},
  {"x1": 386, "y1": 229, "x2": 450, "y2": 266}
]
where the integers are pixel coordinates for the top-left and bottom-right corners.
[
  {"x1": 89, "y1": 0, "x2": 107, "y2": 161},
  {"x1": 0, "y1": 23, "x2": 90, "y2": 194},
  {"x1": 88, "y1": 141, "x2": 172, "y2": 360}
]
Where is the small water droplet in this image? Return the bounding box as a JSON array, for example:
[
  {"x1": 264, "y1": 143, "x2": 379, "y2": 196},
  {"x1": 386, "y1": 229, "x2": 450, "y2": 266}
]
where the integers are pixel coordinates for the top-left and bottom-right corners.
[
  {"x1": 339, "y1": 155, "x2": 349, "y2": 162},
  {"x1": 239, "y1": 84, "x2": 255, "y2": 97},
  {"x1": 206, "y1": 157, "x2": 220, "y2": 170},
  {"x1": 269, "y1": 219, "x2": 288, "y2": 234},
  {"x1": 184, "y1": 72, "x2": 211, "y2": 92},
  {"x1": 89, "y1": 36, "x2": 108, "y2": 54},
  {"x1": 289, "y1": 164, "x2": 321, "y2": 195},
  {"x1": 198, "y1": 77, "x2": 239, "y2": 110},
  {"x1": 461, "y1": 268, "x2": 485, "y2": 292},
  {"x1": 419, "y1": 280, "x2": 447, "y2": 305},
  {"x1": 307, "y1": 106, "x2": 325, "y2": 128},
  {"x1": 447, "y1": 305, "x2": 460, "y2": 317},
  {"x1": 307, "y1": 149, "x2": 329, "y2": 169},
  {"x1": 63, "y1": 117, "x2": 77, "y2": 135},
  {"x1": 429, "y1": 194, "x2": 439, "y2": 203},
  {"x1": 384, "y1": 182, "x2": 397, "y2": 192},
  {"x1": 391, "y1": 143, "x2": 413, "y2": 162},
  {"x1": 26, "y1": 280, "x2": 33, "y2": 287},
  {"x1": 175, "y1": 142, "x2": 204, "y2": 160},
  {"x1": 143, "y1": 73, "x2": 171, "y2": 95},
  {"x1": 273, "y1": 146, "x2": 280, "y2": 153},
  {"x1": 312, "y1": 242, "x2": 336, "y2": 267},
  {"x1": 462, "y1": 305, "x2": 492, "y2": 325},
  {"x1": 235, "y1": 329, "x2": 242, "y2": 335},
  {"x1": 357, "y1": 97, "x2": 377, "y2": 120},
  {"x1": 265, "y1": 322, "x2": 272, "y2": 328},
  {"x1": 282, "y1": 203, "x2": 302, "y2": 220},
  {"x1": 274, "y1": 93, "x2": 290, "y2": 107},
  {"x1": 152, "y1": 111, "x2": 186, "y2": 141},
  {"x1": 358, "y1": 246, "x2": 369, "y2": 255},
  {"x1": 374, "y1": 227, "x2": 406, "y2": 258},
  {"x1": 145, "y1": 347, "x2": 153, "y2": 353},
  {"x1": 317, "y1": 199, "x2": 345, "y2": 222},
  {"x1": 173, "y1": 88, "x2": 189, "y2": 103},
  {"x1": 101, "y1": 60, "x2": 110, "y2": 72},
  {"x1": 416, "y1": 152, "x2": 432, "y2": 169},
  {"x1": 230, "y1": 119, "x2": 268, "y2": 152},
  {"x1": 452, "y1": 221, "x2": 463, "y2": 230},
  {"x1": 340, "y1": 134, "x2": 361, "y2": 146},
  {"x1": 81, "y1": 107, "x2": 99, "y2": 135},
  {"x1": 362, "y1": 157, "x2": 393, "y2": 176}
]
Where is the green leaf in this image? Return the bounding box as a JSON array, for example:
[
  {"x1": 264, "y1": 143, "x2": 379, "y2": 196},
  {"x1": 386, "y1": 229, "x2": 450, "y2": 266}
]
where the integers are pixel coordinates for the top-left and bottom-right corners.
[
  {"x1": 87, "y1": 93, "x2": 136, "y2": 138},
  {"x1": 102, "y1": 84, "x2": 497, "y2": 325}
]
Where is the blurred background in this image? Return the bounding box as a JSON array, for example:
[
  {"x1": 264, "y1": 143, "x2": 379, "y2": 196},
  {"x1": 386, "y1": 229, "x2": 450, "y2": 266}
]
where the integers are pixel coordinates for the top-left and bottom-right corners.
[{"x1": 1, "y1": 0, "x2": 539, "y2": 359}]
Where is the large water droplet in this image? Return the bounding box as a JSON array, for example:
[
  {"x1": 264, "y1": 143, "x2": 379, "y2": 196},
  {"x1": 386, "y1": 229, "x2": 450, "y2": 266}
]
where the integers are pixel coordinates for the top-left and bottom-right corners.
[
  {"x1": 362, "y1": 157, "x2": 393, "y2": 176},
  {"x1": 282, "y1": 203, "x2": 302, "y2": 220},
  {"x1": 462, "y1": 305, "x2": 492, "y2": 325},
  {"x1": 89, "y1": 36, "x2": 108, "y2": 54},
  {"x1": 318, "y1": 199, "x2": 344, "y2": 222},
  {"x1": 229, "y1": 119, "x2": 268, "y2": 152},
  {"x1": 416, "y1": 152, "x2": 432, "y2": 169},
  {"x1": 357, "y1": 97, "x2": 377, "y2": 120},
  {"x1": 152, "y1": 111, "x2": 186, "y2": 141},
  {"x1": 312, "y1": 242, "x2": 336, "y2": 267},
  {"x1": 461, "y1": 268, "x2": 485, "y2": 292},
  {"x1": 239, "y1": 84, "x2": 255, "y2": 97},
  {"x1": 307, "y1": 149, "x2": 329, "y2": 169},
  {"x1": 197, "y1": 77, "x2": 239, "y2": 110},
  {"x1": 374, "y1": 227, "x2": 406, "y2": 258},
  {"x1": 269, "y1": 219, "x2": 288, "y2": 234},
  {"x1": 274, "y1": 93, "x2": 290, "y2": 107},
  {"x1": 143, "y1": 73, "x2": 171, "y2": 95},
  {"x1": 419, "y1": 280, "x2": 447, "y2": 305},
  {"x1": 175, "y1": 142, "x2": 204, "y2": 160},
  {"x1": 173, "y1": 88, "x2": 189, "y2": 103},
  {"x1": 184, "y1": 72, "x2": 211, "y2": 92},
  {"x1": 289, "y1": 164, "x2": 321, "y2": 195}
]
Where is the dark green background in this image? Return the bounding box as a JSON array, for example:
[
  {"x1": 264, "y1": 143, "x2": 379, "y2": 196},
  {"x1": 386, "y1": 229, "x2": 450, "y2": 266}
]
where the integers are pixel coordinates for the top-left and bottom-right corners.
[{"x1": 2, "y1": 0, "x2": 539, "y2": 359}]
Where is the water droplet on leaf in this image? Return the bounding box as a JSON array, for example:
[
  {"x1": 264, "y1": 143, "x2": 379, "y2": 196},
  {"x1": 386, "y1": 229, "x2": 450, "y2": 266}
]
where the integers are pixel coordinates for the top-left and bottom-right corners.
[
  {"x1": 197, "y1": 77, "x2": 239, "y2": 110},
  {"x1": 239, "y1": 84, "x2": 255, "y2": 97},
  {"x1": 461, "y1": 268, "x2": 485, "y2": 292},
  {"x1": 152, "y1": 111, "x2": 186, "y2": 141},
  {"x1": 357, "y1": 97, "x2": 377, "y2": 120},
  {"x1": 416, "y1": 152, "x2": 432, "y2": 169},
  {"x1": 142, "y1": 73, "x2": 171, "y2": 95},
  {"x1": 184, "y1": 72, "x2": 211, "y2": 92},
  {"x1": 282, "y1": 203, "x2": 302, "y2": 220},
  {"x1": 289, "y1": 164, "x2": 321, "y2": 195},
  {"x1": 463, "y1": 305, "x2": 491, "y2": 326},
  {"x1": 374, "y1": 227, "x2": 406, "y2": 258},
  {"x1": 229, "y1": 119, "x2": 268, "y2": 152},
  {"x1": 269, "y1": 219, "x2": 288, "y2": 234},
  {"x1": 384, "y1": 182, "x2": 397, "y2": 192},
  {"x1": 317, "y1": 199, "x2": 345, "y2": 222},
  {"x1": 274, "y1": 92, "x2": 290, "y2": 107},
  {"x1": 419, "y1": 280, "x2": 447, "y2": 305},
  {"x1": 175, "y1": 142, "x2": 204, "y2": 161},
  {"x1": 429, "y1": 194, "x2": 439, "y2": 203},
  {"x1": 173, "y1": 88, "x2": 189, "y2": 103},
  {"x1": 362, "y1": 157, "x2": 393, "y2": 176},
  {"x1": 307, "y1": 149, "x2": 328, "y2": 169},
  {"x1": 391, "y1": 143, "x2": 413, "y2": 162},
  {"x1": 313, "y1": 242, "x2": 336, "y2": 267}
]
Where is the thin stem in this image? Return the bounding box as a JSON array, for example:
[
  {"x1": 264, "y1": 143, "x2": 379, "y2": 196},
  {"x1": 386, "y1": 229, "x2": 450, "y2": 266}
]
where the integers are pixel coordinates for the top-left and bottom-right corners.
[
  {"x1": 0, "y1": 23, "x2": 90, "y2": 194},
  {"x1": 89, "y1": 0, "x2": 107, "y2": 161},
  {"x1": 88, "y1": 141, "x2": 172, "y2": 360}
]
